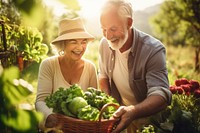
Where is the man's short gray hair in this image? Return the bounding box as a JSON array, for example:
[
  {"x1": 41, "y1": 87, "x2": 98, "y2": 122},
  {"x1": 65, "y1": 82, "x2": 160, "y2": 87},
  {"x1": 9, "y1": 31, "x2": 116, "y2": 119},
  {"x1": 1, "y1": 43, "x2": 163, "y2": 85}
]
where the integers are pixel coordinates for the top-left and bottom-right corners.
[{"x1": 101, "y1": 0, "x2": 133, "y2": 19}]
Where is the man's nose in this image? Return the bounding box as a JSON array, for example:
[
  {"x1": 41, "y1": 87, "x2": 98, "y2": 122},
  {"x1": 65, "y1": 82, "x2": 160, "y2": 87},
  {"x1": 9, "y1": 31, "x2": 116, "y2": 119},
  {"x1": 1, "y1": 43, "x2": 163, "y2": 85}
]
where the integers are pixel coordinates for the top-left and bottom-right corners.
[{"x1": 105, "y1": 30, "x2": 113, "y2": 40}]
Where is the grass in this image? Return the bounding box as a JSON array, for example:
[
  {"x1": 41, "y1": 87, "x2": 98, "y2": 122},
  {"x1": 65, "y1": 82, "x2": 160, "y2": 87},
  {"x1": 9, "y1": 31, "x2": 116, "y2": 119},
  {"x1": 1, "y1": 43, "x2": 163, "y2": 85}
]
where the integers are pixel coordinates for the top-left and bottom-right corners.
[{"x1": 166, "y1": 45, "x2": 200, "y2": 84}]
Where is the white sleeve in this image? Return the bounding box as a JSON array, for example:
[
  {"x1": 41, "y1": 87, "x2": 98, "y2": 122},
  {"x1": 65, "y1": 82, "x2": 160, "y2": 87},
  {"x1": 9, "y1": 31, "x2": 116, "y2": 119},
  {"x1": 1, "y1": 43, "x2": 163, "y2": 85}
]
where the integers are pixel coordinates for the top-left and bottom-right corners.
[
  {"x1": 35, "y1": 58, "x2": 54, "y2": 127},
  {"x1": 98, "y1": 73, "x2": 108, "y2": 79},
  {"x1": 98, "y1": 39, "x2": 109, "y2": 79},
  {"x1": 35, "y1": 101, "x2": 53, "y2": 127}
]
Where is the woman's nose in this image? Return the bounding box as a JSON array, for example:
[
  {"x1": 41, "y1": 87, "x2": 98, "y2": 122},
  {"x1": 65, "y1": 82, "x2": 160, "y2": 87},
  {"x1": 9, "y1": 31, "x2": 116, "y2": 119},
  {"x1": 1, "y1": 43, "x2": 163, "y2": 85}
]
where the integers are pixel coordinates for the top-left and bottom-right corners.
[{"x1": 77, "y1": 43, "x2": 86, "y2": 50}]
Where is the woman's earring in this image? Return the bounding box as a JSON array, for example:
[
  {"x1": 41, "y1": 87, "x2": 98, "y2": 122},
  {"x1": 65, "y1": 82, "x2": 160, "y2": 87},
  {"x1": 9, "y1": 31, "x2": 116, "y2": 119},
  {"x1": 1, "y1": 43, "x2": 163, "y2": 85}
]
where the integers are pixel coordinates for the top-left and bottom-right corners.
[{"x1": 59, "y1": 50, "x2": 64, "y2": 55}]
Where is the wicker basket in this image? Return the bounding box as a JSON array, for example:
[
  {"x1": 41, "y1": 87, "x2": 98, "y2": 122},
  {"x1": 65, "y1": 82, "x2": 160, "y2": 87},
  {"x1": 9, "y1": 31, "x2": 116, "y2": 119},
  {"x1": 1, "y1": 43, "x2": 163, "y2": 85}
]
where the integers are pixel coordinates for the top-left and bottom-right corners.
[{"x1": 55, "y1": 103, "x2": 119, "y2": 133}]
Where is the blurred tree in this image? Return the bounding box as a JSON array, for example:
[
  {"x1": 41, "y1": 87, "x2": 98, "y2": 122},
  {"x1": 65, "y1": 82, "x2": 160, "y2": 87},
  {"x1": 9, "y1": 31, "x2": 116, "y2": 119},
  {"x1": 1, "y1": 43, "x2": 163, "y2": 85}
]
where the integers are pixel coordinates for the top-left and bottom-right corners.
[
  {"x1": 16, "y1": 0, "x2": 80, "y2": 54},
  {"x1": 0, "y1": 1, "x2": 49, "y2": 69},
  {"x1": 12, "y1": 0, "x2": 37, "y2": 14},
  {"x1": 19, "y1": 0, "x2": 57, "y2": 49},
  {"x1": 150, "y1": 0, "x2": 200, "y2": 72},
  {"x1": 0, "y1": 0, "x2": 53, "y2": 54},
  {"x1": 0, "y1": 0, "x2": 21, "y2": 25}
]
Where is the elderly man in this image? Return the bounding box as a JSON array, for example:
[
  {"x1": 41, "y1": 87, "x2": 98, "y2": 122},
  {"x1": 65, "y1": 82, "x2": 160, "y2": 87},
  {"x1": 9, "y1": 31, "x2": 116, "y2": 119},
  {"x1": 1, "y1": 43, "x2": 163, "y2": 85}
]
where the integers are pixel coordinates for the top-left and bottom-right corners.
[{"x1": 98, "y1": 0, "x2": 172, "y2": 132}]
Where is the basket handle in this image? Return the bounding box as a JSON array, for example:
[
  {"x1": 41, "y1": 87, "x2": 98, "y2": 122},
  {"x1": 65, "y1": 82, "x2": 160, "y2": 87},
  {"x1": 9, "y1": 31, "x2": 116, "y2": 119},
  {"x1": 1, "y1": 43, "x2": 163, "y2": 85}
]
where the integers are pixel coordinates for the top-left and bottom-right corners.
[{"x1": 98, "y1": 103, "x2": 119, "y2": 122}]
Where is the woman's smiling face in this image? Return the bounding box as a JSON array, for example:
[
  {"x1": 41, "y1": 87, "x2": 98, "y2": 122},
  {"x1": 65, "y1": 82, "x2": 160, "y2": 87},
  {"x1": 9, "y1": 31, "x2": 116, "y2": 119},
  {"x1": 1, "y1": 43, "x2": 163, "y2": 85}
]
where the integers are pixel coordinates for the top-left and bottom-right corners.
[{"x1": 63, "y1": 39, "x2": 88, "y2": 61}]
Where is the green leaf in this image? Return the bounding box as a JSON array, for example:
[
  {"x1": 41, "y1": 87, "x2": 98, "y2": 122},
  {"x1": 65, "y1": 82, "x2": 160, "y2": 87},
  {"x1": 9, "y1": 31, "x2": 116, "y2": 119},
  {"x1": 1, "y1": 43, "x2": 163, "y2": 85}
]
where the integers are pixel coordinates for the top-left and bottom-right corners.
[
  {"x1": 1, "y1": 68, "x2": 34, "y2": 107},
  {"x1": 1, "y1": 109, "x2": 43, "y2": 132},
  {"x1": 3, "y1": 84, "x2": 22, "y2": 106},
  {"x1": 2, "y1": 67, "x2": 19, "y2": 83}
]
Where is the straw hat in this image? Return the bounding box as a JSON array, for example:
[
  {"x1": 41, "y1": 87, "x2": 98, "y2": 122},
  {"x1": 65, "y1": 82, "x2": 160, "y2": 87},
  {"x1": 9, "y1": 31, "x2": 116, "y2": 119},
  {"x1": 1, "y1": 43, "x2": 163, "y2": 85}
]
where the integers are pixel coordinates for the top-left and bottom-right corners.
[{"x1": 51, "y1": 18, "x2": 94, "y2": 45}]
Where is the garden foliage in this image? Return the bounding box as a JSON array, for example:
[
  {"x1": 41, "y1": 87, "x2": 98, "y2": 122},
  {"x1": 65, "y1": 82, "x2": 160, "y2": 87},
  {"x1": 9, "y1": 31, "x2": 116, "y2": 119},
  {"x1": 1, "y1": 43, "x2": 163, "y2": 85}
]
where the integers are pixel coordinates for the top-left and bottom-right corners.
[
  {"x1": 149, "y1": 78, "x2": 200, "y2": 133},
  {"x1": 0, "y1": 66, "x2": 43, "y2": 133}
]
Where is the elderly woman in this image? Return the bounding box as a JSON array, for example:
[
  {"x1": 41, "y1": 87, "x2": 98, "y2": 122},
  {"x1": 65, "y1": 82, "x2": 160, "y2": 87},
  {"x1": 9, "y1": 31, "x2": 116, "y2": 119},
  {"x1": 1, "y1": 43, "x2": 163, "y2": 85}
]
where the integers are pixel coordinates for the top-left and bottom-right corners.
[{"x1": 35, "y1": 18, "x2": 98, "y2": 130}]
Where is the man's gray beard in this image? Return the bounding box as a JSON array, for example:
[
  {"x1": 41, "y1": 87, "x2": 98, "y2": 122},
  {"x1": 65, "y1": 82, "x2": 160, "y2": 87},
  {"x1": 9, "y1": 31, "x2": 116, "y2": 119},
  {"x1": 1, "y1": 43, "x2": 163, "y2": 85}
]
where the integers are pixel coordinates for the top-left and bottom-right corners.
[
  {"x1": 109, "y1": 41, "x2": 124, "y2": 50},
  {"x1": 109, "y1": 31, "x2": 128, "y2": 51}
]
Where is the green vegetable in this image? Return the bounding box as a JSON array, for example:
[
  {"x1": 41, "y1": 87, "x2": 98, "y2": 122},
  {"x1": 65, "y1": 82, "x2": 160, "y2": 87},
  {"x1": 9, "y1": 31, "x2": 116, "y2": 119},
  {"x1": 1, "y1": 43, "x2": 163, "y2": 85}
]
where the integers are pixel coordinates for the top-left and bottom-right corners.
[
  {"x1": 68, "y1": 97, "x2": 88, "y2": 115},
  {"x1": 45, "y1": 84, "x2": 119, "y2": 121},
  {"x1": 45, "y1": 87, "x2": 67, "y2": 113},
  {"x1": 102, "y1": 106, "x2": 117, "y2": 119},
  {"x1": 45, "y1": 84, "x2": 84, "y2": 114},
  {"x1": 84, "y1": 87, "x2": 119, "y2": 119},
  {"x1": 61, "y1": 101, "x2": 76, "y2": 117},
  {"x1": 78, "y1": 105, "x2": 100, "y2": 121}
]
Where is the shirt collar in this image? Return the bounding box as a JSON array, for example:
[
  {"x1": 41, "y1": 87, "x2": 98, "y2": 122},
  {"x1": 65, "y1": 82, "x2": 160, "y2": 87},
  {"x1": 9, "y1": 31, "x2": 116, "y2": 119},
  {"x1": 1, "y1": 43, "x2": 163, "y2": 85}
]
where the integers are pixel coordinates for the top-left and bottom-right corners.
[{"x1": 130, "y1": 27, "x2": 139, "y2": 56}]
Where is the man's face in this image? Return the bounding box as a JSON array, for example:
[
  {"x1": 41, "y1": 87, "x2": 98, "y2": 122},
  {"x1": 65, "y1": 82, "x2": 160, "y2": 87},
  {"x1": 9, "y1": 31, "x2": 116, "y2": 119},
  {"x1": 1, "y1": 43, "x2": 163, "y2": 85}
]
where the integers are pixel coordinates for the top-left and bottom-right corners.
[{"x1": 100, "y1": 7, "x2": 129, "y2": 50}]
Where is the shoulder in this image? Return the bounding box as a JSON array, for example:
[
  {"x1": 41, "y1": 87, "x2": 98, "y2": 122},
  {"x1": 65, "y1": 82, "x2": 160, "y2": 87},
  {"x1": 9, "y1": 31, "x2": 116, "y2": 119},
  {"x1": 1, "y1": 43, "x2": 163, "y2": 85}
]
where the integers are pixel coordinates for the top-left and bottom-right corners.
[
  {"x1": 136, "y1": 29, "x2": 165, "y2": 50},
  {"x1": 40, "y1": 56, "x2": 59, "y2": 69},
  {"x1": 82, "y1": 58, "x2": 96, "y2": 68},
  {"x1": 41, "y1": 56, "x2": 58, "y2": 64},
  {"x1": 100, "y1": 37, "x2": 108, "y2": 45},
  {"x1": 99, "y1": 37, "x2": 112, "y2": 56},
  {"x1": 38, "y1": 56, "x2": 59, "y2": 76},
  {"x1": 99, "y1": 38, "x2": 110, "y2": 50},
  {"x1": 83, "y1": 58, "x2": 97, "y2": 74},
  {"x1": 133, "y1": 29, "x2": 165, "y2": 56}
]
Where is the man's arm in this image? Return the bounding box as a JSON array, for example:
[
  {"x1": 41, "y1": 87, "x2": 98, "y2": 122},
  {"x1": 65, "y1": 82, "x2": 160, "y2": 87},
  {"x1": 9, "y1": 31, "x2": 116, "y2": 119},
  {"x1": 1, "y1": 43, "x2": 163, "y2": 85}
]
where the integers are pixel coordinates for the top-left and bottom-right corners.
[
  {"x1": 99, "y1": 78, "x2": 111, "y2": 95},
  {"x1": 133, "y1": 95, "x2": 167, "y2": 119}
]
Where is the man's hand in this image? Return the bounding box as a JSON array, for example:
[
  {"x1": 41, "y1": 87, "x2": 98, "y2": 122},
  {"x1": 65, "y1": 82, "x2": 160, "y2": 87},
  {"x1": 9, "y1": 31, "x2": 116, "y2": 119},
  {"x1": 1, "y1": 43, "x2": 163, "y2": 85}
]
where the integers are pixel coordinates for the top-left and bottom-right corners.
[
  {"x1": 111, "y1": 105, "x2": 136, "y2": 133},
  {"x1": 111, "y1": 95, "x2": 168, "y2": 133}
]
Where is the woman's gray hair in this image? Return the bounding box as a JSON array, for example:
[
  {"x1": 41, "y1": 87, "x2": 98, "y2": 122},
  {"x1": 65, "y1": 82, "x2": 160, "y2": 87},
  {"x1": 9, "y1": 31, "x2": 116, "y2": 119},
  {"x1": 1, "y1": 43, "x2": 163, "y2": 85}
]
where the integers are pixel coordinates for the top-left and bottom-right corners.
[
  {"x1": 101, "y1": 0, "x2": 133, "y2": 19},
  {"x1": 51, "y1": 41, "x2": 66, "y2": 55}
]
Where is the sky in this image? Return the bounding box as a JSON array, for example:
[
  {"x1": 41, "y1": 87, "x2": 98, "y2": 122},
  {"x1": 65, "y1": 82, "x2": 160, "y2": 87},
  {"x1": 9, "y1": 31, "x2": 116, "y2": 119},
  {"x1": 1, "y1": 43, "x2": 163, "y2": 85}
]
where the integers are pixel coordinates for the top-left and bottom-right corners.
[
  {"x1": 43, "y1": 0, "x2": 164, "y2": 37},
  {"x1": 130, "y1": 0, "x2": 164, "y2": 10},
  {"x1": 44, "y1": 0, "x2": 164, "y2": 17}
]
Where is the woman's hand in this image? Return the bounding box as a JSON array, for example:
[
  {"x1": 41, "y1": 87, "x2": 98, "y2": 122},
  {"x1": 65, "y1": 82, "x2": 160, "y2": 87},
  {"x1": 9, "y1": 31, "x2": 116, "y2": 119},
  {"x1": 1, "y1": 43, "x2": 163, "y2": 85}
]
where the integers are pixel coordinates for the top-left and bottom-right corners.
[
  {"x1": 45, "y1": 114, "x2": 59, "y2": 128},
  {"x1": 111, "y1": 105, "x2": 136, "y2": 133}
]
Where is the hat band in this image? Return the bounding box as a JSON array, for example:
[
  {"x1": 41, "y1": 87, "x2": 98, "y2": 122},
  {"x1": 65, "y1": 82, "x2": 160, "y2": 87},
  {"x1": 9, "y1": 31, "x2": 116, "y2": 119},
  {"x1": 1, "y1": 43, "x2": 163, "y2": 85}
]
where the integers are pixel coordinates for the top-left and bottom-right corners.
[{"x1": 59, "y1": 28, "x2": 85, "y2": 36}]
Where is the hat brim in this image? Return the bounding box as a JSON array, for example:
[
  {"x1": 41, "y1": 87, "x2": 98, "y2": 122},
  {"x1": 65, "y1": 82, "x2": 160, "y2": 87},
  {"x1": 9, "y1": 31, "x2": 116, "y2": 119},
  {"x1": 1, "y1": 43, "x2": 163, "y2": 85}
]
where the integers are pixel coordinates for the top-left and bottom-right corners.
[{"x1": 51, "y1": 32, "x2": 95, "y2": 45}]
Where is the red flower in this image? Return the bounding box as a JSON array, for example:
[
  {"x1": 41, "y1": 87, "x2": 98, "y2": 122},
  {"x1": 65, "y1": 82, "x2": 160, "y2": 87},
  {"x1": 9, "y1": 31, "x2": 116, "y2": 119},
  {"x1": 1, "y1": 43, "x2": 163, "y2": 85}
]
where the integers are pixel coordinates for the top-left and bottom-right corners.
[
  {"x1": 185, "y1": 91, "x2": 190, "y2": 96},
  {"x1": 189, "y1": 80, "x2": 200, "y2": 92},
  {"x1": 172, "y1": 78, "x2": 200, "y2": 97},
  {"x1": 194, "y1": 89, "x2": 200, "y2": 98},
  {"x1": 175, "y1": 78, "x2": 189, "y2": 86},
  {"x1": 175, "y1": 79, "x2": 182, "y2": 86},
  {"x1": 180, "y1": 78, "x2": 190, "y2": 84},
  {"x1": 181, "y1": 84, "x2": 190, "y2": 93},
  {"x1": 176, "y1": 86, "x2": 184, "y2": 94},
  {"x1": 170, "y1": 85, "x2": 177, "y2": 94}
]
